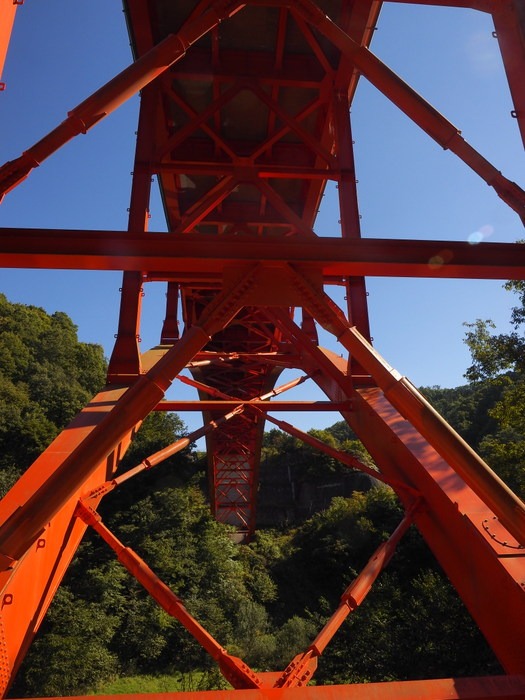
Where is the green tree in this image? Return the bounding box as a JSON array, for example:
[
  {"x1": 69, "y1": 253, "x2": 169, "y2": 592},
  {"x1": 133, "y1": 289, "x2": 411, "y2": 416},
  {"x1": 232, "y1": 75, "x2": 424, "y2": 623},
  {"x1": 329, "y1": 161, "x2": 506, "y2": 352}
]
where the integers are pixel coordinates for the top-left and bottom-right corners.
[
  {"x1": 421, "y1": 381, "x2": 504, "y2": 451},
  {"x1": 268, "y1": 489, "x2": 406, "y2": 619},
  {"x1": 10, "y1": 588, "x2": 119, "y2": 698},
  {"x1": 272, "y1": 615, "x2": 317, "y2": 669},
  {"x1": 262, "y1": 426, "x2": 373, "y2": 480},
  {"x1": 463, "y1": 279, "x2": 525, "y2": 497},
  {"x1": 464, "y1": 280, "x2": 525, "y2": 381},
  {"x1": 265, "y1": 469, "x2": 504, "y2": 684},
  {"x1": 0, "y1": 295, "x2": 106, "y2": 486},
  {"x1": 256, "y1": 488, "x2": 499, "y2": 684}
]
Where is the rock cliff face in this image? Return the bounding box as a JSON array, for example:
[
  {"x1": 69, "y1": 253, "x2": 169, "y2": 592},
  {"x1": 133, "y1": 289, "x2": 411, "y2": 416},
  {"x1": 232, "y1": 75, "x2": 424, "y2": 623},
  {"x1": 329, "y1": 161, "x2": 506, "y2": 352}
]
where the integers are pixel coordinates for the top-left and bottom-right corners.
[{"x1": 256, "y1": 460, "x2": 378, "y2": 528}]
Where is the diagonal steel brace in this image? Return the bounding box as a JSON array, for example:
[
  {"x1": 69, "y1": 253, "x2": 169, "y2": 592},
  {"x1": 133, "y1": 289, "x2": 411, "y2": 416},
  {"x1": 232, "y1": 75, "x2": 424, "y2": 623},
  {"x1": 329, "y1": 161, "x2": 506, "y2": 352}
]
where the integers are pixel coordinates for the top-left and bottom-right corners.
[{"x1": 0, "y1": 0, "x2": 246, "y2": 201}]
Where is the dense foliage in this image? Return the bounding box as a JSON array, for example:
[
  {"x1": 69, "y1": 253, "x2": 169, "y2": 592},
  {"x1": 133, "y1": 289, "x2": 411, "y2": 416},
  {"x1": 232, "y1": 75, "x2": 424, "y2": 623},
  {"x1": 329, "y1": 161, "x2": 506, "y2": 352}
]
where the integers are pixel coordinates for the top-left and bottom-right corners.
[
  {"x1": 1, "y1": 289, "x2": 523, "y2": 696},
  {"x1": 0, "y1": 293, "x2": 106, "y2": 497},
  {"x1": 459, "y1": 279, "x2": 525, "y2": 499}
]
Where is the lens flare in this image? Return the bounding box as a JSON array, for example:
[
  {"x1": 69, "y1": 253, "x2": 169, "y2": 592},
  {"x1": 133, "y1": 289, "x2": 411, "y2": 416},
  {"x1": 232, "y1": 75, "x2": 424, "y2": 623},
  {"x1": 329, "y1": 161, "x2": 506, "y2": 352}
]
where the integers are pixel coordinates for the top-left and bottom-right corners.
[{"x1": 468, "y1": 224, "x2": 494, "y2": 245}]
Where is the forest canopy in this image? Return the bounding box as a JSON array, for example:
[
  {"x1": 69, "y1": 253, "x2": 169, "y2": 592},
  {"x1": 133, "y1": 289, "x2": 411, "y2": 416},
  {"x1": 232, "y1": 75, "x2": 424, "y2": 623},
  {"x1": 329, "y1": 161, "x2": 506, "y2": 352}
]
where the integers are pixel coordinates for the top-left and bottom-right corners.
[{"x1": 0, "y1": 293, "x2": 106, "y2": 497}]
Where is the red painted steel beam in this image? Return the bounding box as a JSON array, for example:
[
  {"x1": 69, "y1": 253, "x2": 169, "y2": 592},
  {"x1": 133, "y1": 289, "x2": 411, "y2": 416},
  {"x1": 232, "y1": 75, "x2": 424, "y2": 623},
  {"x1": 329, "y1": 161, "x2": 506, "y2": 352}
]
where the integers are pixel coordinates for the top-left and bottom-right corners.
[
  {"x1": 348, "y1": 328, "x2": 525, "y2": 546},
  {"x1": 154, "y1": 163, "x2": 339, "y2": 178},
  {"x1": 160, "y1": 48, "x2": 326, "y2": 90},
  {"x1": 108, "y1": 85, "x2": 158, "y2": 381},
  {"x1": 0, "y1": 384, "x2": 134, "y2": 695},
  {"x1": 262, "y1": 412, "x2": 417, "y2": 495},
  {"x1": 83, "y1": 406, "x2": 245, "y2": 502},
  {"x1": 156, "y1": 80, "x2": 248, "y2": 161},
  {"x1": 124, "y1": 0, "x2": 156, "y2": 58},
  {"x1": 332, "y1": 90, "x2": 371, "y2": 341},
  {"x1": 11, "y1": 675, "x2": 525, "y2": 699},
  {"x1": 180, "y1": 335, "x2": 295, "y2": 539},
  {"x1": 384, "y1": 0, "x2": 492, "y2": 8},
  {"x1": 285, "y1": 264, "x2": 525, "y2": 546},
  {"x1": 351, "y1": 385, "x2": 525, "y2": 674},
  {"x1": 265, "y1": 314, "x2": 525, "y2": 673},
  {"x1": 1, "y1": 229, "x2": 525, "y2": 279},
  {"x1": 155, "y1": 400, "x2": 351, "y2": 411},
  {"x1": 0, "y1": 0, "x2": 18, "y2": 90},
  {"x1": 491, "y1": 0, "x2": 525, "y2": 149}
]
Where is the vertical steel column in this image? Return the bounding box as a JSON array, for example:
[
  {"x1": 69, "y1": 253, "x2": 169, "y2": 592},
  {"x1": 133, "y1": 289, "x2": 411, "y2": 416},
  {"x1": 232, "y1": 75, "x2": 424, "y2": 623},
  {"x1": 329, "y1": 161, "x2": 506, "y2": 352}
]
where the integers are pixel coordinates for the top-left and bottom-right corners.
[
  {"x1": 108, "y1": 86, "x2": 158, "y2": 381},
  {"x1": 333, "y1": 89, "x2": 371, "y2": 343},
  {"x1": 491, "y1": 0, "x2": 525, "y2": 149},
  {"x1": 161, "y1": 282, "x2": 180, "y2": 344}
]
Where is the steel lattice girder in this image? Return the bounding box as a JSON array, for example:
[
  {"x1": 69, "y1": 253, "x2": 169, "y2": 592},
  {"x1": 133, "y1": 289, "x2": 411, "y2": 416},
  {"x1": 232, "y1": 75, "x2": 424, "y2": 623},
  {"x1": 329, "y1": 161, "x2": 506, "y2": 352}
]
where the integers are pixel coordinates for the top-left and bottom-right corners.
[
  {"x1": 126, "y1": 0, "x2": 384, "y2": 538},
  {"x1": 0, "y1": 0, "x2": 525, "y2": 696}
]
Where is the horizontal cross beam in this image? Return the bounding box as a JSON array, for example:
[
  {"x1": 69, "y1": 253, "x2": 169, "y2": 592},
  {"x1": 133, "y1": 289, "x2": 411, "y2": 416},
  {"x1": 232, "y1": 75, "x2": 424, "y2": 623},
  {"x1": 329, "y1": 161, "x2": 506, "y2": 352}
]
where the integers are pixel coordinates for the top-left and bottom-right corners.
[
  {"x1": 1, "y1": 229, "x2": 524, "y2": 280},
  {"x1": 15, "y1": 674, "x2": 525, "y2": 699},
  {"x1": 154, "y1": 400, "x2": 352, "y2": 411}
]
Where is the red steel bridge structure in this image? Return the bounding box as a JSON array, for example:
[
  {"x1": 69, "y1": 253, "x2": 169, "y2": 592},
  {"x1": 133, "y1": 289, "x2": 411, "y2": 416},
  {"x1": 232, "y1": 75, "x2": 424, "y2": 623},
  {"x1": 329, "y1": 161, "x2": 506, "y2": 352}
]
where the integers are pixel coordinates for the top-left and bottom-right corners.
[{"x1": 1, "y1": 0, "x2": 525, "y2": 697}]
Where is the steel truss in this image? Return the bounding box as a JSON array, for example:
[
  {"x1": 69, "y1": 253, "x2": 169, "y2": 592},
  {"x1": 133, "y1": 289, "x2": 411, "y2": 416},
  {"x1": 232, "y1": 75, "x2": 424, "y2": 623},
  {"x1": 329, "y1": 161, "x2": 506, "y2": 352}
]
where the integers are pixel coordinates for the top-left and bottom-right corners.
[{"x1": 0, "y1": 0, "x2": 525, "y2": 698}]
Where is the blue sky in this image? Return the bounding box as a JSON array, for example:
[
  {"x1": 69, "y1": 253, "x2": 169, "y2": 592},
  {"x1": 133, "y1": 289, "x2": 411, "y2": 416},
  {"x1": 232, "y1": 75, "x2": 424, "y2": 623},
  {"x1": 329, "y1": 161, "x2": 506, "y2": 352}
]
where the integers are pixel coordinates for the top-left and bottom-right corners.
[{"x1": 0, "y1": 1, "x2": 523, "y2": 433}]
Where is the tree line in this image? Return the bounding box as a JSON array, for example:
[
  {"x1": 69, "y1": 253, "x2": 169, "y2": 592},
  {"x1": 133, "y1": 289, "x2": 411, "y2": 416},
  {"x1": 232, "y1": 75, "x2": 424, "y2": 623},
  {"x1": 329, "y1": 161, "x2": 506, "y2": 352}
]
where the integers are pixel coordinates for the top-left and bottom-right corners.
[{"x1": 0, "y1": 286, "x2": 523, "y2": 696}]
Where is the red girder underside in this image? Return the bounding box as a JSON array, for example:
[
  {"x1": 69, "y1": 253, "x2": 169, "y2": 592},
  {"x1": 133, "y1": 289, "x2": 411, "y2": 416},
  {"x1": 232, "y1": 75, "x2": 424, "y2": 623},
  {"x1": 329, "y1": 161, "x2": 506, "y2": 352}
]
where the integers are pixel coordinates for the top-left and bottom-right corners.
[
  {"x1": 0, "y1": 0, "x2": 524, "y2": 697},
  {"x1": 119, "y1": 0, "x2": 379, "y2": 537}
]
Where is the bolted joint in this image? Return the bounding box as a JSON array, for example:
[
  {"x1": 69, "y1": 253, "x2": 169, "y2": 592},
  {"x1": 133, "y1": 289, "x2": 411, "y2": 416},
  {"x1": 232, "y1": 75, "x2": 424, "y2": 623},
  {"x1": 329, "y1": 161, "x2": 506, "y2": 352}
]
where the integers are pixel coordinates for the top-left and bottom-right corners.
[
  {"x1": 65, "y1": 111, "x2": 90, "y2": 135},
  {"x1": 218, "y1": 653, "x2": 262, "y2": 689},
  {"x1": 82, "y1": 482, "x2": 114, "y2": 501},
  {"x1": 0, "y1": 152, "x2": 40, "y2": 202},
  {"x1": 74, "y1": 501, "x2": 101, "y2": 527},
  {"x1": 275, "y1": 651, "x2": 318, "y2": 688}
]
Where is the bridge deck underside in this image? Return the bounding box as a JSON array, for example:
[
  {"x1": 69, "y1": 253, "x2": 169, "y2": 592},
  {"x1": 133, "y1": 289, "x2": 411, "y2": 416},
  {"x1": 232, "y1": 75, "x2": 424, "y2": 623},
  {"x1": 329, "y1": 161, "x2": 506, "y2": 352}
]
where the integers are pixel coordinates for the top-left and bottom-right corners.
[{"x1": 120, "y1": 0, "x2": 380, "y2": 535}]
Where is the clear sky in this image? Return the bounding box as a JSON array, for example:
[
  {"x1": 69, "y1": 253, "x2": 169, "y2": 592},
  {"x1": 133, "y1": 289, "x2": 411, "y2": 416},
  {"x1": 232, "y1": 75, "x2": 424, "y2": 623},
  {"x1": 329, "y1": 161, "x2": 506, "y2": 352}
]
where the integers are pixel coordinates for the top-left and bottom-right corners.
[{"x1": 0, "y1": 1, "x2": 523, "y2": 434}]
